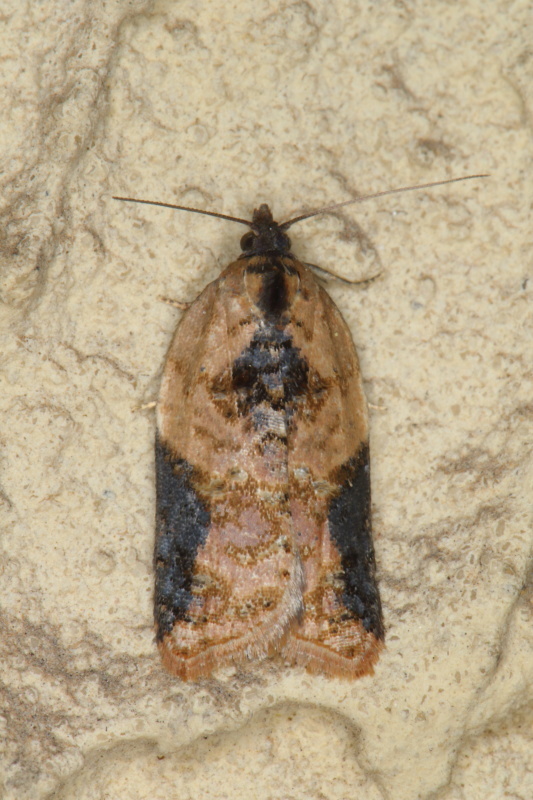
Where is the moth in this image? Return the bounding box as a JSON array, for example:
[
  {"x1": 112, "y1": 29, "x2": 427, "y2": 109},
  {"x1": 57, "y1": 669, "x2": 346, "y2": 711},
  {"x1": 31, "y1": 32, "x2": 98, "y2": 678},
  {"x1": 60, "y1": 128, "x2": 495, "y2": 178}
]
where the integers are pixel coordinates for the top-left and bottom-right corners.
[{"x1": 114, "y1": 174, "x2": 485, "y2": 680}]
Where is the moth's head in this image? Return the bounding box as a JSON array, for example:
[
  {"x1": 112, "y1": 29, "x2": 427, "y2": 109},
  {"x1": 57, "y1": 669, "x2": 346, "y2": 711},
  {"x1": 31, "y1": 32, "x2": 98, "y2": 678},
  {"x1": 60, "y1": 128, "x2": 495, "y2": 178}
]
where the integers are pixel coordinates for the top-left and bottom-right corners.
[{"x1": 240, "y1": 204, "x2": 292, "y2": 256}]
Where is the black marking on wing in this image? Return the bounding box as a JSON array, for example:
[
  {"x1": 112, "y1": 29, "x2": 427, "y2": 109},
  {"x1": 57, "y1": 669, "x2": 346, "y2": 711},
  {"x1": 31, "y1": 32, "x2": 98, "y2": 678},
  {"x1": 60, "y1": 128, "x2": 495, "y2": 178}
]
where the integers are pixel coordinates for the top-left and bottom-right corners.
[
  {"x1": 154, "y1": 435, "x2": 211, "y2": 639},
  {"x1": 327, "y1": 443, "x2": 384, "y2": 639},
  {"x1": 231, "y1": 325, "x2": 309, "y2": 421}
]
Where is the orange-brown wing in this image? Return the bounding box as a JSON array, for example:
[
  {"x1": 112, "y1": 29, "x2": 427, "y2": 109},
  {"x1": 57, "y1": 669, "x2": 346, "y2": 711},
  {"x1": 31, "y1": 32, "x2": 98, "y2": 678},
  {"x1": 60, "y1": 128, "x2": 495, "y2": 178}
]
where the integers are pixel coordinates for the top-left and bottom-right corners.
[
  {"x1": 282, "y1": 269, "x2": 383, "y2": 677},
  {"x1": 154, "y1": 262, "x2": 302, "y2": 680}
]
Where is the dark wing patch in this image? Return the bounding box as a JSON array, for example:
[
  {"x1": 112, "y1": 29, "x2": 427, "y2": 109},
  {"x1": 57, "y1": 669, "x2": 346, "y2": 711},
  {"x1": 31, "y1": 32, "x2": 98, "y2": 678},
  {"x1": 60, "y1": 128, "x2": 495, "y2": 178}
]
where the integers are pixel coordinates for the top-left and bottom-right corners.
[
  {"x1": 231, "y1": 324, "x2": 309, "y2": 419},
  {"x1": 154, "y1": 435, "x2": 211, "y2": 639},
  {"x1": 328, "y1": 443, "x2": 384, "y2": 639}
]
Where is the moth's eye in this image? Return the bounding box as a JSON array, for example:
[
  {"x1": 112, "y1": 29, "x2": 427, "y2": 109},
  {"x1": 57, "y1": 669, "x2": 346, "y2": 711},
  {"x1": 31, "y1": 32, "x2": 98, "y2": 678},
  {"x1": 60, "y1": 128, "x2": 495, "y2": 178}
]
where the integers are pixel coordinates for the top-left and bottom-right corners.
[{"x1": 240, "y1": 231, "x2": 255, "y2": 251}]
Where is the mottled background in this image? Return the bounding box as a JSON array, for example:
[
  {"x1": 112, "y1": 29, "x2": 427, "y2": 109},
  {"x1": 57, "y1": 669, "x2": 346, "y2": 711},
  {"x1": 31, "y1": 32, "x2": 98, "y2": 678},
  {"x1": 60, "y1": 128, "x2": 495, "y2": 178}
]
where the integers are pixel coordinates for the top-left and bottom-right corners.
[{"x1": 0, "y1": 1, "x2": 531, "y2": 798}]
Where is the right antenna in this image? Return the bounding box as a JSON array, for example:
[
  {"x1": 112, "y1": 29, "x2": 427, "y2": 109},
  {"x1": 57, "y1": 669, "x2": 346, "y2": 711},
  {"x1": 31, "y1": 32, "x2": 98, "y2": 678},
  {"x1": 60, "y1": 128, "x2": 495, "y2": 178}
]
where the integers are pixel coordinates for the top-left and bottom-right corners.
[{"x1": 280, "y1": 174, "x2": 489, "y2": 229}]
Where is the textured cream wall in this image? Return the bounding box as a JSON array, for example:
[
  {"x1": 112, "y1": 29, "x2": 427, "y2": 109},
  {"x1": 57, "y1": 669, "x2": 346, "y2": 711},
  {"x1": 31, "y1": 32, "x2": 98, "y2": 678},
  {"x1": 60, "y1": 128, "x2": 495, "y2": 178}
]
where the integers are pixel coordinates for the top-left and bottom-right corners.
[{"x1": 0, "y1": 0, "x2": 531, "y2": 798}]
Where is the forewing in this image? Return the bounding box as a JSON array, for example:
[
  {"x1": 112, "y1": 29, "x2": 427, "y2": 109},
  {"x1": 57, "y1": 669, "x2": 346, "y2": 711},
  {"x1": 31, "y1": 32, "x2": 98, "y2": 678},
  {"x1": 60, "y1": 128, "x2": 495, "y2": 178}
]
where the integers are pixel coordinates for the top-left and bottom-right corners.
[
  {"x1": 154, "y1": 263, "x2": 302, "y2": 680},
  {"x1": 283, "y1": 272, "x2": 384, "y2": 676}
]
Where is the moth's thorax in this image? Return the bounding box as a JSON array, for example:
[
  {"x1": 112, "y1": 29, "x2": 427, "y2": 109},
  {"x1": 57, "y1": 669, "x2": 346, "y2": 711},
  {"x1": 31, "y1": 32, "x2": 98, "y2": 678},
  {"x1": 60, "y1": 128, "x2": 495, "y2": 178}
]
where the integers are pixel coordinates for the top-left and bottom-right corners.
[{"x1": 243, "y1": 256, "x2": 300, "y2": 317}]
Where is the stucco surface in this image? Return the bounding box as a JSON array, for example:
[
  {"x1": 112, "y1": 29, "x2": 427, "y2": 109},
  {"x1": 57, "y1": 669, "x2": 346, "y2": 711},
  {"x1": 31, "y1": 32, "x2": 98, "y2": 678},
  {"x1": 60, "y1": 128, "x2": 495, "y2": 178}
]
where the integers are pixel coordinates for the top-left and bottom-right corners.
[{"x1": 0, "y1": 1, "x2": 531, "y2": 799}]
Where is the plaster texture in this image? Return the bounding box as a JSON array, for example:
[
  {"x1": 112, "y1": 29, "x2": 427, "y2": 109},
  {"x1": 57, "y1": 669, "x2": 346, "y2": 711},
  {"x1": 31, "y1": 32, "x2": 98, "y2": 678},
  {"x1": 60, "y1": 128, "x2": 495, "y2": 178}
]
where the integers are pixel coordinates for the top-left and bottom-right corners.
[{"x1": 0, "y1": 1, "x2": 531, "y2": 798}]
